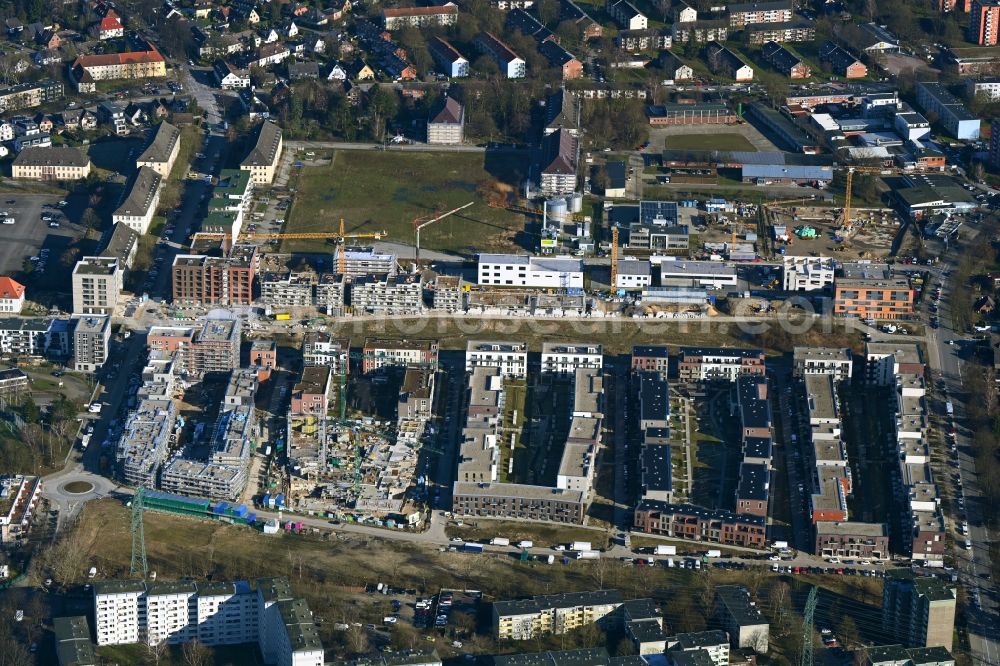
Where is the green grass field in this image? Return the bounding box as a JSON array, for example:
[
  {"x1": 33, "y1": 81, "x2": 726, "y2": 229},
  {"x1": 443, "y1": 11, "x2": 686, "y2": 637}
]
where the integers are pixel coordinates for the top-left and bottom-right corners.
[
  {"x1": 664, "y1": 133, "x2": 758, "y2": 152},
  {"x1": 282, "y1": 150, "x2": 529, "y2": 256}
]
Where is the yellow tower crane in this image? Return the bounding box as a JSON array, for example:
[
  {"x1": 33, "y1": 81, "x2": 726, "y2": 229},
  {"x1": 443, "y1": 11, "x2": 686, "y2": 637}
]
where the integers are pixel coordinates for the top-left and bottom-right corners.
[{"x1": 610, "y1": 226, "x2": 619, "y2": 291}]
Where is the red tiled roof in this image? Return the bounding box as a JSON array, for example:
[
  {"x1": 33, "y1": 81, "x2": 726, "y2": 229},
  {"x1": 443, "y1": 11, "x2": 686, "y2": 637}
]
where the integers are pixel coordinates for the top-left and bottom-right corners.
[
  {"x1": 0, "y1": 277, "x2": 25, "y2": 301},
  {"x1": 100, "y1": 15, "x2": 123, "y2": 31},
  {"x1": 73, "y1": 48, "x2": 164, "y2": 69}
]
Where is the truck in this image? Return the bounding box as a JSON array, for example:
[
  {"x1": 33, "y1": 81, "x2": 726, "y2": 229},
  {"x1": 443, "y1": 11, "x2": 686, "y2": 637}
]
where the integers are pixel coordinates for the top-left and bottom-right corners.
[
  {"x1": 654, "y1": 545, "x2": 676, "y2": 556},
  {"x1": 463, "y1": 543, "x2": 484, "y2": 554},
  {"x1": 517, "y1": 540, "x2": 533, "y2": 549},
  {"x1": 490, "y1": 537, "x2": 510, "y2": 546},
  {"x1": 576, "y1": 550, "x2": 600, "y2": 560},
  {"x1": 80, "y1": 434, "x2": 91, "y2": 450},
  {"x1": 705, "y1": 549, "x2": 722, "y2": 558},
  {"x1": 570, "y1": 541, "x2": 592, "y2": 552},
  {"x1": 771, "y1": 540, "x2": 789, "y2": 550}
]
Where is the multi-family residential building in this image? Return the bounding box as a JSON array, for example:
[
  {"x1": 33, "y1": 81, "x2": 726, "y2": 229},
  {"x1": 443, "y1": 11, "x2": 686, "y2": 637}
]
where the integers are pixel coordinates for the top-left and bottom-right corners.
[
  {"x1": 147, "y1": 319, "x2": 241, "y2": 379},
  {"x1": 493, "y1": 590, "x2": 624, "y2": 640},
  {"x1": 214, "y1": 59, "x2": 252, "y2": 88},
  {"x1": 539, "y1": 128, "x2": 579, "y2": 195},
  {"x1": 291, "y1": 366, "x2": 332, "y2": 416},
  {"x1": 970, "y1": 0, "x2": 1000, "y2": 44},
  {"x1": 0, "y1": 318, "x2": 58, "y2": 357},
  {"x1": 465, "y1": 341, "x2": 528, "y2": 378},
  {"x1": 793, "y1": 347, "x2": 853, "y2": 381},
  {"x1": 0, "y1": 369, "x2": 28, "y2": 397},
  {"x1": 0, "y1": 79, "x2": 63, "y2": 112},
  {"x1": 136, "y1": 121, "x2": 181, "y2": 178},
  {"x1": 760, "y1": 41, "x2": 810, "y2": 78},
  {"x1": 715, "y1": 586, "x2": 769, "y2": 652},
  {"x1": 474, "y1": 32, "x2": 526, "y2": 78},
  {"x1": 727, "y1": 0, "x2": 792, "y2": 28},
  {"x1": 632, "y1": 501, "x2": 767, "y2": 548},
  {"x1": 746, "y1": 20, "x2": 815, "y2": 43},
  {"x1": 11, "y1": 146, "x2": 91, "y2": 180},
  {"x1": 666, "y1": 631, "x2": 731, "y2": 666},
  {"x1": 706, "y1": 42, "x2": 754, "y2": 81},
  {"x1": 334, "y1": 247, "x2": 397, "y2": 278},
  {"x1": 382, "y1": 5, "x2": 458, "y2": 28},
  {"x1": 882, "y1": 575, "x2": 956, "y2": 651},
  {"x1": 782, "y1": 255, "x2": 835, "y2": 291},
  {"x1": 261, "y1": 272, "x2": 314, "y2": 307},
  {"x1": 477, "y1": 254, "x2": 584, "y2": 288},
  {"x1": 431, "y1": 275, "x2": 464, "y2": 312},
  {"x1": 672, "y1": 19, "x2": 729, "y2": 43},
  {"x1": 815, "y1": 522, "x2": 889, "y2": 560},
  {"x1": 834, "y1": 277, "x2": 915, "y2": 320},
  {"x1": 113, "y1": 166, "x2": 162, "y2": 235},
  {"x1": 541, "y1": 343, "x2": 602, "y2": 375},
  {"x1": 0, "y1": 277, "x2": 25, "y2": 314},
  {"x1": 240, "y1": 120, "x2": 283, "y2": 185},
  {"x1": 819, "y1": 42, "x2": 868, "y2": 78},
  {"x1": 677, "y1": 347, "x2": 766, "y2": 382},
  {"x1": 98, "y1": 223, "x2": 139, "y2": 270},
  {"x1": 71, "y1": 46, "x2": 167, "y2": 93},
  {"x1": 350, "y1": 274, "x2": 423, "y2": 314},
  {"x1": 93, "y1": 577, "x2": 322, "y2": 664},
  {"x1": 53, "y1": 616, "x2": 98, "y2": 666},
  {"x1": 0, "y1": 475, "x2": 42, "y2": 542},
  {"x1": 72, "y1": 257, "x2": 122, "y2": 315},
  {"x1": 73, "y1": 315, "x2": 111, "y2": 372},
  {"x1": 616, "y1": 29, "x2": 672, "y2": 50},
  {"x1": 362, "y1": 338, "x2": 439, "y2": 374},
  {"x1": 915, "y1": 82, "x2": 980, "y2": 140},
  {"x1": 429, "y1": 37, "x2": 469, "y2": 78},
  {"x1": 427, "y1": 97, "x2": 464, "y2": 145},
  {"x1": 607, "y1": 0, "x2": 648, "y2": 29},
  {"x1": 171, "y1": 245, "x2": 257, "y2": 306},
  {"x1": 302, "y1": 333, "x2": 350, "y2": 373}
]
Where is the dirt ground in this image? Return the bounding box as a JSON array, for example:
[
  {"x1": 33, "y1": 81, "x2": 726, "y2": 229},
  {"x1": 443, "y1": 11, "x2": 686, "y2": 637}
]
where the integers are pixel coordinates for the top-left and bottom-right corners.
[{"x1": 768, "y1": 205, "x2": 903, "y2": 259}]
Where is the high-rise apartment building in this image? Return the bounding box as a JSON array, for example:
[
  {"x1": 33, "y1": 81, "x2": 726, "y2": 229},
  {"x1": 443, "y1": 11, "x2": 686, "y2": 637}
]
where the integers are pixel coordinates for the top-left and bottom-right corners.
[
  {"x1": 882, "y1": 574, "x2": 957, "y2": 651},
  {"x1": 72, "y1": 257, "x2": 122, "y2": 315},
  {"x1": 971, "y1": 0, "x2": 1000, "y2": 45}
]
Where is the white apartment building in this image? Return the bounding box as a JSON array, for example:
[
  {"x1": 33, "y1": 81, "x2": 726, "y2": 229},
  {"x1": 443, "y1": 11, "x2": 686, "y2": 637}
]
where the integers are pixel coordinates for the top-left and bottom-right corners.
[
  {"x1": 240, "y1": 120, "x2": 283, "y2": 185},
  {"x1": 477, "y1": 254, "x2": 584, "y2": 289},
  {"x1": 541, "y1": 343, "x2": 603, "y2": 375},
  {"x1": 72, "y1": 257, "x2": 122, "y2": 315},
  {"x1": 615, "y1": 260, "x2": 652, "y2": 289},
  {"x1": 136, "y1": 121, "x2": 181, "y2": 178},
  {"x1": 0, "y1": 475, "x2": 42, "y2": 542},
  {"x1": 112, "y1": 166, "x2": 162, "y2": 234},
  {"x1": 466, "y1": 340, "x2": 528, "y2": 378},
  {"x1": 93, "y1": 581, "x2": 145, "y2": 645},
  {"x1": 475, "y1": 32, "x2": 526, "y2": 78},
  {"x1": 94, "y1": 577, "x2": 323, "y2": 665},
  {"x1": 793, "y1": 347, "x2": 853, "y2": 382},
  {"x1": 782, "y1": 255, "x2": 835, "y2": 291}
]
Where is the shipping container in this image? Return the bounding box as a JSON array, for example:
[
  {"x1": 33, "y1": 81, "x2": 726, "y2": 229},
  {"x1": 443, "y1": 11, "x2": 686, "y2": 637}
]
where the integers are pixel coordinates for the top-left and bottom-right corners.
[{"x1": 463, "y1": 543, "x2": 484, "y2": 554}]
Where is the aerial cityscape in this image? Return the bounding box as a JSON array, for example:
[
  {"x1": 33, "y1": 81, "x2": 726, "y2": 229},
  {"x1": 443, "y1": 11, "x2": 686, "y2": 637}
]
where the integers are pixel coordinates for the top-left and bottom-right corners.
[{"x1": 0, "y1": 0, "x2": 996, "y2": 664}]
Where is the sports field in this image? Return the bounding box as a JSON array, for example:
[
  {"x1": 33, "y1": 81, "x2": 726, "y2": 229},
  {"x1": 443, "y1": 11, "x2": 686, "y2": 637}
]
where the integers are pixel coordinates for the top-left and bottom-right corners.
[{"x1": 664, "y1": 133, "x2": 758, "y2": 152}]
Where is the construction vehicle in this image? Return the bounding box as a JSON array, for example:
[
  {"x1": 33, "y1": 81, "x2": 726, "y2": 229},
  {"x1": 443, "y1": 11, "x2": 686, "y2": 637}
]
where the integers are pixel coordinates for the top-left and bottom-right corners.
[{"x1": 610, "y1": 226, "x2": 620, "y2": 289}]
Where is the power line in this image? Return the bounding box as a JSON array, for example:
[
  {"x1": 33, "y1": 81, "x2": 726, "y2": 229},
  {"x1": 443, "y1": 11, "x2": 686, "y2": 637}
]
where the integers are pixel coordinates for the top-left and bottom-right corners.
[
  {"x1": 801, "y1": 586, "x2": 817, "y2": 666},
  {"x1": 130, "y1": 486, "x2": 148, "y2": 578}
]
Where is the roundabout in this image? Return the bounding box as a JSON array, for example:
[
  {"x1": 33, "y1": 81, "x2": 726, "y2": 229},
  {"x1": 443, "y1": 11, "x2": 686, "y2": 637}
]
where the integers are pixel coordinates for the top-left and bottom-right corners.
[{"x1": 62, "y1": 481, "x2": 95, "y2": 495}]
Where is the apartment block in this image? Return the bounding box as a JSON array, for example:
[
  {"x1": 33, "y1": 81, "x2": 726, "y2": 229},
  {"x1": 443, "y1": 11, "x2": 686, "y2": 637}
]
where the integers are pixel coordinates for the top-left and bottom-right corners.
[
  {"x1": 302, "y1": 332, "x2": 350, "y2": 374},
  {"x1": 915, "y1": 82, "x2": 980, "y2": 140},
  {"x1": 171, "y1": 244, "x2": 257, "y2": 306},
  {"x1": 136, "y1": 121, "x2": 181, "y2": 178},
  {"x1": 728, "y1": 0, "x2": 792, "y2": 28},
  {"x1": 382, "y1": 5, "x2": 458, "y2": 29},
  {"x1": 73, "y1": 315, "x2": 111, "y2": 372},
  {"x1": 834, "y1": 278, "x2": 915, "y2": 320},
  {"x1": 334, "y1": 247, "x2": 397, "y2": 278},
  {"x1": 0, "y1": 79, "x2": 63, "y2": 112},
  {"x1": 94, "y1": 577, "x2": 322, "y2": 665},
  {"x1": 783, "y1": 255, "x2": 835, "y2": 291},
  {"x1": 0, "y1": 475, "x2": 42, "y2": 542},
  {"x1": 113, "y1": 166, "x2": 162, "y2": 235},
  {"x1": 349, "y1": 274, "x2": 423, "y2": 314},
  {"x1": 362, "y1": 338, "x2": 439, "y2": 374},
  {"x1": 970, "y1": 0, "x2": 1000, "y2": 45},
  {"x1": 715, "y1": 586, "x2": 769, "y2": 652},
  {"x1": 240, "y1": 120, "x2": 283, "y2": 185},
  {"x1": 431, "y1": 275, "x2": 464, "y2": 312},
  {"x1": 71, "y1": 46, "x2": 166, "y2": 92},
  {"x1": 541, "y1": 343, "x2": 602, "y2": 374},
  {"x1": 882, "y1": 574, "x2": 956, "y2": 650},
  {"x1": 477, "y1": 254, "x2": 584, "y2": 288},
  {"x1": 474, "y1": 31, "x2": 526, "y2": 78},
  {"x1": 631, "y1": 345, "x2": 670, "y2": 378},
  {"x1": 466, "y1": 340, "x2": 528, "y2": 378},
  {"x1": 539, "y1": 127, "x2": 579, "y2": 195},
  {"x1": 53, "y1": 615, "x2": 97, "y2": 666},
  {"x1": 147, "y1": 319, "x2": 241, "y2": 378},
  {"x1": 72, "y1": 257, "x2": 122, "y2": 316},
  {"x1": 493, "y1": 590, "x2": 624, "y2": 640},
  {"x1": 427, "y1": 96, "x2": 464, "y2": 145},
  {"x1": 792, "y1": 347, "x2": 853, "y2": 382},
  {"x1": 633, "y1": 501, "x2": 767, "y2": 548},
  {"x1": 12, "y1": 146, "x2": 91, "y2": 180},
  {"x1": 815, "y1": 522, "x2": 889, "y2": 560},
  {"x1": 291, "y1": 366, "x2": 332, "y2": 416},
  {"x1": 677, "y1": 347, "x2": 766, "y2": 382}
]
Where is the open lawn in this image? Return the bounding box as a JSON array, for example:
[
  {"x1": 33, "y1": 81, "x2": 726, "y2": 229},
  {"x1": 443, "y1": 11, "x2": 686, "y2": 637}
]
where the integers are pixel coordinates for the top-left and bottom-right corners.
[
  {"x1": 282, "y1": 150, "x2": 529, "y2": 256},
  {"x1": 665, "y1": 133, "x2": 758, "y2": 152}
]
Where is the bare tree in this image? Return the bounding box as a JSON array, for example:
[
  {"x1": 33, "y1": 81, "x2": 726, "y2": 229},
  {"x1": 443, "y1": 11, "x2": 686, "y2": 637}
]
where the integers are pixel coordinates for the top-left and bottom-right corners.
[
  {"x1": 346, "y1": 626, "x2": 369, "y2": 655},
  {"x1": 182, "y1": 638, "x2": 212, "y2": 666},
  {"x1": 145, "y1": 638, "x2": 168, "y2": 666}
]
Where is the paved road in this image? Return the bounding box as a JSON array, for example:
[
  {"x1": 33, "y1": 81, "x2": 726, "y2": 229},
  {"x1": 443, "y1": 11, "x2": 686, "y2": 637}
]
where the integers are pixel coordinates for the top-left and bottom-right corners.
[{"x1": 918, "y1": 248, "x2": 999, "y2": 664}]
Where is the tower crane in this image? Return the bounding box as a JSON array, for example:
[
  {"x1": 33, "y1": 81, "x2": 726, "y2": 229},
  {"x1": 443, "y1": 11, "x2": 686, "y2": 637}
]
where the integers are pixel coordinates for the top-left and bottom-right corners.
[
  {"x1": 413, "y1": 202, "x2": 474, "y2": 265},
  {"x1": 194, "y1": 219, "x2": 386, "y2": 274},
  {"x1": 838, "y1": 166, "x2": 894, "y2": 232}
]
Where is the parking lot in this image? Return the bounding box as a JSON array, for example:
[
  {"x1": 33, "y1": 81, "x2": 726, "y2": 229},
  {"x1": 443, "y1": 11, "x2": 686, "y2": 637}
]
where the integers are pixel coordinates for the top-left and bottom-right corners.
[{"x1": 0, "y1": 193, "x2": 78, "y2": 276}]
